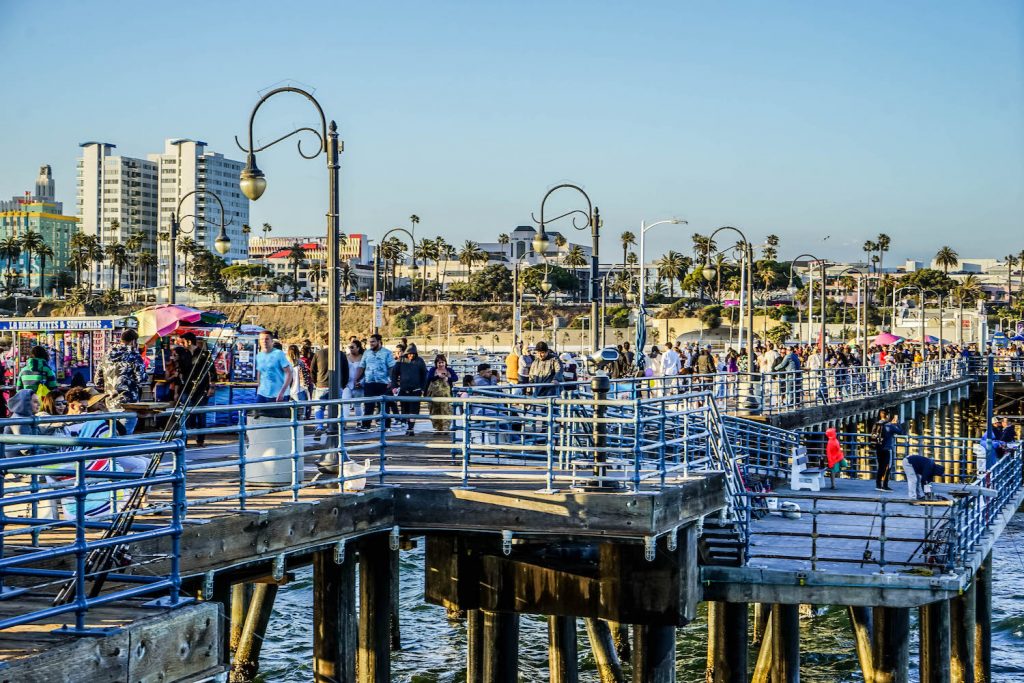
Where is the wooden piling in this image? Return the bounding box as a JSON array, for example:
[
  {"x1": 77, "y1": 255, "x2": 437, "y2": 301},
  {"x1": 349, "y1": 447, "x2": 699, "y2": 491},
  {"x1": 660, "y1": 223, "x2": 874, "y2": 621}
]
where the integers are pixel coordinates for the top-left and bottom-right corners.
[
  {"x1": 632, "y1": 624, "x2": 676, "y2": 683},
  {"x1": 751, "y1": 611, "x2": 772, "y2": 683},
  {"x1": 390, "y1": 546, "x2": 402, "y2": 650},
  {"x1": 752, "y1": 603, "x2": 769, "y2": 645},
  {"x1": 919, "y1": 599, "x2": 951, "y2": 683},
  {"x1": 481, "y1": 609, "x2": 519, "y2": 683},
  {"x1": 358, "y1": 534, "x2": 393, "y2": 683},
  {"x1": 313, "y1": 547, "x2": 356, "y2": 683},
  {"x1": 584, "y1": 618, "x2": 625, "y2": 683},
  {"x1": 847, "y1": 606, "x2": 874, "y2": 682},
  {"x1": 975, "y1": 553, "x2": 992, "y2": 683},
  {"x1": 229, "y1": 582, "x2": 279, "y2": 683},
  {"x1": 229, "y1": 583, "x2": 249, "y2": 654},
  {"x1": 466, "y1": 609, "x2": 483, "y2": 683},
  {"x1": 770, "y1": 604, "x2": 799, "y2": 683},
  {"x1": 548, "y1": 615, "x2": 579, "y2": 683},
  {"x1": 608, "y1": 620, "x2": 631, "y2": 662},
  {"x1": 872, "y1": 606, "x2": 910, "y2": 683},
  {"x1": 706, "y1": 601, "x2": 748, "y2": 683},
  {"x1": 951, "y1": 582, "x2": 977, "y2": 683}
]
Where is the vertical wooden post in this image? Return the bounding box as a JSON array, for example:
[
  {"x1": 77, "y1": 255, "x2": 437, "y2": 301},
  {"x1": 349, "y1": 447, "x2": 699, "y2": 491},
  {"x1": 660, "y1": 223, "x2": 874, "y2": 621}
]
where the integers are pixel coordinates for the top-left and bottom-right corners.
[
  {"x1": 975, "y1": 553, "x2": 992, "y2": 683},
  {"x1": 230, "y1": 583, "x2": 279, "y2": 683},
  {"x1": 481, "y1": 609, "x2": 519, "y2": 683},
  {"x1": 872, "y1": 606, "x2": 910, "y2": 683},
  {"x1": 389, "y1": 546, "x2": 402, "y2": 650},
  {"x1": 358, "y1": 534, "x2": 392, "y2": 683},
  {"x1": 951, "y1": 582, "x2": 976, "y2": 683},
  {"x1": 548, "y1": 615, "x2": 579, "y2": 683},
  {"x1": 585, "y1": 618, "x2": 625, "y2": 683},
  {"x1": 919, "y1": 600, "x2": 951, "y2": 683},
  {"x1": 314, "y1": 548, "x2": 356, "y2": 683},
  {"x1": 706, "y1": 601, "x2": 748, "y2": 683},
  {"x1": 633, "y1": 624, "x2": 675, "y2": 683},
  {"x1": 466, "y1": 609, "x2": 483, "y2": 683},
  {"x1": 847, "y1": 606, "x2": 874, "y2": 682},
  {"x1": 770, "y1": 604, "x2": 799, "y2": 683},
  {"x1": 229, "y1": 583, "x2": 249, "y2": 654},
  {"x1": 608, "y1": 620, "x2": 631, "y2": 662},
  {"x1": 752, "y1": 603, "x2": 769, "y2": 645}
]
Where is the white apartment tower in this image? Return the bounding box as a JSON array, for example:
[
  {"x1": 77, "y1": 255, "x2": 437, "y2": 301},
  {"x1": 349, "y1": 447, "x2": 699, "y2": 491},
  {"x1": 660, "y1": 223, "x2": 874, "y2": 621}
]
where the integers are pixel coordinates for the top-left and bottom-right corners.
[
  {"x1": 76, "y1": 143, "x2": 159, "y2": 288},
  {"x1": 149, "y1": 139, "x2": 249, "y2": 291}
]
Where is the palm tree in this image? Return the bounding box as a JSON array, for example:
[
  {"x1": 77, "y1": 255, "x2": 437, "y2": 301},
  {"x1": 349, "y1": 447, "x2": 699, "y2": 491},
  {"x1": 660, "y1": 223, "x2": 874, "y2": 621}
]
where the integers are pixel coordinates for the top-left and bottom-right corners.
[
  {"x1": 106, "y1": 243, "x2": 130, "y2": 289},
  {"x1": 414, "y1": 237, "x2": 435, "y2": 300},
  {"x1": 308, "y1": 262, "x2": 327, "y2": 300},
  {"x1": 562, "y1": 245, "x2": 588, "y2": 301},
  {"x1": 20, "y1": 230, "x2": 44, "y2": 291},
  {"x1": 36, "y1": 243, "x2": 53, "y2": 297},
  {"x1": 876, "y1": 234, "x2": 891, "y2": 273},
  {"x1": 338, "y1": 262, "x2": 356, "y2": 294},
  {"x1": 438, "y1": 242, "x2": 457, "y2": 298},
  {"x1": 953, "y1": 274, "x2": 984, "y2": 305},
  {"x1": 763, "y1": 234, "x2": 780, "y2": 262},
  {"x1": 54, "y1": 270, "x2": 74, "y2": 297},
  {"x1": 137, "y1": 252, "x2": 157, "y2": 299},
  {"x1": 261, "y1": 222, "x2": 272, "y2": 240},
  {"x1": 285, "y1": 243, "x2": 307, "y2": 300},
  {"x1": 379, "y1": 237, "x2": 406, "y2": 296},
  {"x1": 176, "y1": 236, "x2": 196, "y2": 290},
  {"x1": 0, "y1": 236, "x2": 21, "y2": 292},
  {"x1": 555, "y1": 234, "x2": 567, "y2": 250},
  {"x1": 691, "y1": 233, "x2": 716, "y2": 263},
  {"x1": 1004, "y1": 254, "x2": 1019, "y2": 305},
  {"x1": 124, "y1": 231, "x2": 145, "y2": 294},
  {"x1": 497, "y1": 233, "x2": 510, "y2": 258},
  {"x1": 757, "y1": 263, "x2": 776, "y2": 301},
  {"x1": 863, "y1": 240, "x2": 878, "y2": 273},
  {"x1": 458, "y1": 240, "x2": 484, "y2": 279},
  {"x1": 656, "y1": 251, "x2": 686, "y2": 298},
  {"x1": 934, "y1": 246, "x2": 959, "y2": 275},
  {"x1": 620, "y1": 231, "x2": 636, "y2": 270}
]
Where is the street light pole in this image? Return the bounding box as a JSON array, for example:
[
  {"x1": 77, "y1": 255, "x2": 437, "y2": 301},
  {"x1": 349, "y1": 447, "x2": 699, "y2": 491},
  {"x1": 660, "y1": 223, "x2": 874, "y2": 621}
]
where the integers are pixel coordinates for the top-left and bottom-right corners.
[
  {"x1": 237, "y1": 86, "x2": 343, "y2": 433},
  {"x1": 701, "y1": 227, "x2": 756, "y2": 365},
  {"x1": 636, "y1": 218, "x2": 685, "y2": 372},
  {"x1": 167, "y1": 189, "x2": 232, "y2": 304},
  {"x1": 532, "y1": 184, "x2": 598, "y2": 350}
]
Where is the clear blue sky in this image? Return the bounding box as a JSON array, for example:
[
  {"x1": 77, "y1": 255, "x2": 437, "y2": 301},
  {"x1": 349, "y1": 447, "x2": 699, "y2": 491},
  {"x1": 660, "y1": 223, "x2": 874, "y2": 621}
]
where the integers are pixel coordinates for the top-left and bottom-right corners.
[{"x1": 2, "y1": 1, "x2": 1022, "y2": 264}]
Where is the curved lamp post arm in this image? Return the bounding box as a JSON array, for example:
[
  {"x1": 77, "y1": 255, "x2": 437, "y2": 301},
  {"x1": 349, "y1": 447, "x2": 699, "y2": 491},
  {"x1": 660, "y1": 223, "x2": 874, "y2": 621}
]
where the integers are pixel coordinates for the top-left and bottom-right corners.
[
  {"x1": 171, "y1": 189, "x2": 231, "y2": 252},
  {"x1": 236, "y1": 86, "x2": 327, "y2": 158}
]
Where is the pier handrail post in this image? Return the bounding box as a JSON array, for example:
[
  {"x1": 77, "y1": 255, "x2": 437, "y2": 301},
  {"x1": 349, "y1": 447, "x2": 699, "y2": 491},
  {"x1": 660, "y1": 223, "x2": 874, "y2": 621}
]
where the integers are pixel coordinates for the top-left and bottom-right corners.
[
  {"x1": 460, "y1": 394, "x2": 471, "y2": 488},
  {"x1": 632, "y1": 398, "x2": 643, "y2": 491},
  {"x1": 238, "y1": 407, "x2": 248, "y2": 510},
  {"x1": 73, "y1": 457, "x2": 87, "y2": 631},
  {"x1": 170, "y1": 438, "x2": 186, "y2": 606},
  {"x1": 544, "y1": 397, "x2": 556, "y2": 493},
  {"x1": 378, "y1": 395, "x2": 387, "y2": 485},
  {"x1": 290, "y1": 402, "x2": 301, "y2": 502}
]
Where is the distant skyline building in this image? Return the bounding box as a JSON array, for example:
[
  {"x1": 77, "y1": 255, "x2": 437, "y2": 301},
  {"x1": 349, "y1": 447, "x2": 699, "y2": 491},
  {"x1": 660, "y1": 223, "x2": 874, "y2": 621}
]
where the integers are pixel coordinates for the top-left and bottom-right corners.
[
  {"x1": 0, "y1": 197, "x2": 77, "y2": 294},
  {"x1": 0, "y1": 165, "x2": 61, "y2": 213},
  {"x1": 76, "y1": 142, "x2": 159, "y2": 288},
  {"x1": 247, "y1": 234, "x2": 371, "y2": 265},
  {"x1": 148, "y1": 139, "x2": 249, "y2": 291}
]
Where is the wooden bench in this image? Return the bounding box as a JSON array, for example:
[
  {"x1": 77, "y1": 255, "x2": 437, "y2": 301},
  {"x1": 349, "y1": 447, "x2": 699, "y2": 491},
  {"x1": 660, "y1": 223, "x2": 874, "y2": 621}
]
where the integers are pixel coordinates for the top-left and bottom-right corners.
[{"x1": 789, "y1": 446, "x2": 823, "y2": 492}]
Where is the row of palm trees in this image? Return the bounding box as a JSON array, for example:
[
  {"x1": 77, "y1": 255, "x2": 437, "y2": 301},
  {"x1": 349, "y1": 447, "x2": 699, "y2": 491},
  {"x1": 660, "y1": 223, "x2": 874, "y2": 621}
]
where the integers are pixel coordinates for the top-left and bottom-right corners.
[
  {"x1": 0, "y1": 230, "x2": 56, "y2": 295},
  {"x1": 934, "y1": 245, "x2": 1024, "y2": 307}
]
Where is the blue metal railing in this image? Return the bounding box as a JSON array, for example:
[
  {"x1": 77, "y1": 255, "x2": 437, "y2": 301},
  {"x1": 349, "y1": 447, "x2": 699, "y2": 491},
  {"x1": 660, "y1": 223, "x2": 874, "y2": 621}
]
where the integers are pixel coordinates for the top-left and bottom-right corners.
[{"x1": 0, "y1": 434, "x2": 186, "y2": 635}]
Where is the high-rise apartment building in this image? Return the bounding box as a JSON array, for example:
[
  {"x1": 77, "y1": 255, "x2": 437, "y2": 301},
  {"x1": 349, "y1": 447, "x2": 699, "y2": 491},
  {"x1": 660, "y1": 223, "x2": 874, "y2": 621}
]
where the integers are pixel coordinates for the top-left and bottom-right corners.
[
  {"x1": 149, "y1": 139, "x2": 249, "y2": 291},
  {"x1": 76, "y1": 142, "x2": 159, "y2": 288}
]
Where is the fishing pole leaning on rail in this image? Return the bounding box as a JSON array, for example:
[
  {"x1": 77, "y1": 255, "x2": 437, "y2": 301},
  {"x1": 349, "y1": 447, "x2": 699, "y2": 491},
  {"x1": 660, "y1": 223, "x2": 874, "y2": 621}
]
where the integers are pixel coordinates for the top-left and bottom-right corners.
[{"x1": 53, "y1": 316, "x2": 242, "y2": 606}]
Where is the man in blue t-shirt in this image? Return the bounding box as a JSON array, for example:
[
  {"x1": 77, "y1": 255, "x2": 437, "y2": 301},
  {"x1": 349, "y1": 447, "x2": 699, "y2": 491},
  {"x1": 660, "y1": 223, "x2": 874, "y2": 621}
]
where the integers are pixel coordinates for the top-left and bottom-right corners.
[{"x1": 255, "y1": 330, "x2": 292, "y2": 404}]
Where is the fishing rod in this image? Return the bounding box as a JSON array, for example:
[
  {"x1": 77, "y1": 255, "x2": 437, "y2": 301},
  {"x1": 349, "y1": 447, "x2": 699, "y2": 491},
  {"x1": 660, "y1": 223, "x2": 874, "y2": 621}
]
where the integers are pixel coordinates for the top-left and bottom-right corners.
[{"x1": 54, "y1": 312, "x2": 245, "y2": 605}]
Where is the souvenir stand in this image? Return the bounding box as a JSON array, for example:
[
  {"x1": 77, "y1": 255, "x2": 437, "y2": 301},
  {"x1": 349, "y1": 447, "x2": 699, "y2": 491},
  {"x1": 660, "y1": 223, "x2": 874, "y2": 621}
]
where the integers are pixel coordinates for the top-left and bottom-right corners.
[{"x1": 0, "y1": 316, "x2": 136, "y2": 386}]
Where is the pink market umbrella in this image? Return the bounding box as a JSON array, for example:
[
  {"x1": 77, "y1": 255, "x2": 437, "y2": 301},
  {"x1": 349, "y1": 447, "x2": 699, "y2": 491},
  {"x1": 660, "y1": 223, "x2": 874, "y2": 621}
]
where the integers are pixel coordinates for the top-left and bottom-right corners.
[
  {"x1": 133, "y1": 304, "x2": 204, "y2": 343},
  {"x1": 873, "y1": 332, "x2": 904, "y2": 346}
]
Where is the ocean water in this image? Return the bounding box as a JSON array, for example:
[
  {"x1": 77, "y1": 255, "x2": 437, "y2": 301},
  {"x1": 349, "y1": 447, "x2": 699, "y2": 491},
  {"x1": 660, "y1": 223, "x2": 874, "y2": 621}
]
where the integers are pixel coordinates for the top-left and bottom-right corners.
[{"x1": 256, "y1": 513, "x2": 1024, "y2": 682}]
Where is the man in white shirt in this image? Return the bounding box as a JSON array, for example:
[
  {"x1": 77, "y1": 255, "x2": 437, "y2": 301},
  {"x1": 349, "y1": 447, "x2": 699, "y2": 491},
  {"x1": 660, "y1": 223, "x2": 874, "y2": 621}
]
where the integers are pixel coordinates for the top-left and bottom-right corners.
[
  {"x1": 661, "y1": 343, "x2": 681, "y2": 393},
  {"x1": 759, "y1": 344, "x2": 781, "y2": 409}
]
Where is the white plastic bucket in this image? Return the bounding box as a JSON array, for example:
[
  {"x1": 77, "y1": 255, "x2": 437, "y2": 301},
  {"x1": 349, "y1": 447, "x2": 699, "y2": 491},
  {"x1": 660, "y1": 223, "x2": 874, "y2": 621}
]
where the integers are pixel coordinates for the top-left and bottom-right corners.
[{"x1": 245, "y1": 415, "x2": 304, "y2": 486}]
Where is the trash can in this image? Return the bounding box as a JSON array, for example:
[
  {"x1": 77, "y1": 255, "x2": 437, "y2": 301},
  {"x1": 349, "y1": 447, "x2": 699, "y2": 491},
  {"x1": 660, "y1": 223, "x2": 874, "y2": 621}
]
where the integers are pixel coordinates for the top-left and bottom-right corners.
[{"x1": 245, "y1": 413, "x2": 304, "y2": 486}]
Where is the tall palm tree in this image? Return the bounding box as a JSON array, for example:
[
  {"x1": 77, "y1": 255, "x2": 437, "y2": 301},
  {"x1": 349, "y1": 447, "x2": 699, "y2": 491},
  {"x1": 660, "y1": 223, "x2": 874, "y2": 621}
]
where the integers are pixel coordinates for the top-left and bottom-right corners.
[
  {"x1": 261, "y1": 222, "x2": 272, "y2": 239},
  {"x1": 176, "y1": 236, "x2": 196, "y2": 290},
  {"x1": 1004, "y1": 254, "x2": 1019, "y2": 305},
  {"x1": 763, "y1": 234, "x2": 780, "y2": 262},
  {"x1": 338, "y1": 262, "x2": 356, "y2": 294},
  {"x1": 620, "y1": 231, "x2": 636, "y2": 271},
  {"x1": 0, "y1": 236, "x2": 21, "y2": 292},
  {"x1": 35, "y1": 243, "x2": 53, "y2": 297},
  {"x1": 124, "y1": 231, "x2": 145, "y2": 294},
  {"x1": 68, "y1": 233, "x2": 91, "y2": 288},
  {"x1": 285, "y1": 243, "x2": 307, "y2": 301},
  {"x1": 85, "y1": 235, "x2": 104, "y2": 291},
  {"x1": 54, "y1": 270, "x2": 74, "y2": 297},
  {"x1": 106, "y1": 243, "x2": 130, "y2": 289},
  {"x1": 438, "y1": 242, "x2": 457, "y2": 297},
  {"x1": 863, "y1": 240, "x2": 878, "y2": 273},
  {"x1": 379, "y1": 237, "x2": 406, "y2": 296},
  {"x1": 458, "y1": 240, "x2": 484, "y2": 279},
  {"x1": 20, "y1": 230, "x2": 44, "y2": 291},
  {"x1": 656, "y1": 251, "x2": 686, "y2": 298},
  {"x1": 562, "y1": 245, "x2": 588, "y2": 301},
  {"x1": 433, "y1": 236, "x2": 448, "y2": 300},
  {"x1": 414, "y1": 237, "x2": 435, "y2": 300},
  {"x1": 308, "y1": 262, "x2": 327, "y2": 300},
  {"x1": 497, "y1": 233, "x2": 510, "y2": 259},
  {"x1": 953, "y1": 274, "x2": 984, "y2": 305},
  {"x1": 691, "y1": 233, "x2": 716, "y2": 263},
  {"x1": 554, "y1": 234, "x2": 567, "y2": 250},
  {"x1": 876, "y1": 234, "x2": 891, "y2": 273},
  {"x1": 137, "y1": 252, "x2": 157, "y2": 299}
]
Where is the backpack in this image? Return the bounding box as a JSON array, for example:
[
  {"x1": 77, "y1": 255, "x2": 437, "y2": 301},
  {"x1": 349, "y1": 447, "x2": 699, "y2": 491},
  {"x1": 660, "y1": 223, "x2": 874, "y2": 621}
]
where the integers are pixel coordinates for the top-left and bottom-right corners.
[{"x1": 871, "y1": 422, "x2": 885, "y2": 447}]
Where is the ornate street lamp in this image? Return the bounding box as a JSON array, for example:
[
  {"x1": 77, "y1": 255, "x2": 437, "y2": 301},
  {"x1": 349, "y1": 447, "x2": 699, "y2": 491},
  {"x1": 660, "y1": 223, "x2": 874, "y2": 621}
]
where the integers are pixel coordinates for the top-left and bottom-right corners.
[
  {"x1": 533, "y1": 184, "x2": 600, "y2": 349},
  {"x1": 168, "y1": 189, "x2": 231, "y2": 304},
  {"x1": 236, "y1": 86, "x2": 343, "y2": 445}
]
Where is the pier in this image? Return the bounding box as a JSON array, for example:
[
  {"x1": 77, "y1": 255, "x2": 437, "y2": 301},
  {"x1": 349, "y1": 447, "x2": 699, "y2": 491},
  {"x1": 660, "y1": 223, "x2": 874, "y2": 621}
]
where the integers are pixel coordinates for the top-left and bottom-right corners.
[{"x1": 0, "y1": 358, "x2": 1020, "y2": 682}]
